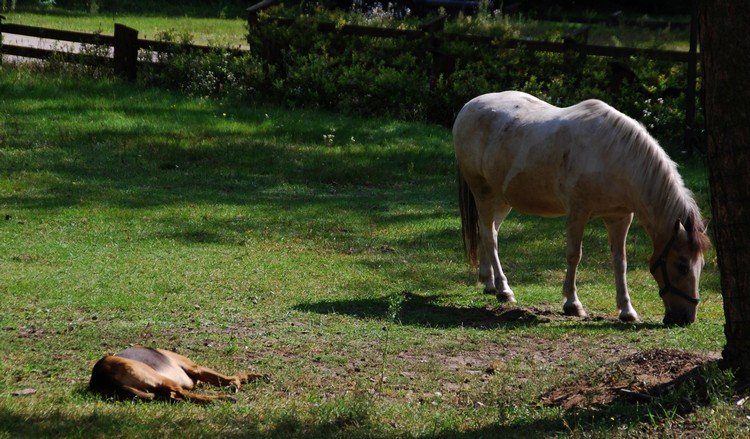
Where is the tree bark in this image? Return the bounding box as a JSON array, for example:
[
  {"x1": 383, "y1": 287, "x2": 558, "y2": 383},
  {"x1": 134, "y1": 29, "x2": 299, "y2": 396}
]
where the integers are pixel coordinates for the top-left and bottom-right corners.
[{"x1": 700, "y1": 1, "x2": 750, "y2": 381}]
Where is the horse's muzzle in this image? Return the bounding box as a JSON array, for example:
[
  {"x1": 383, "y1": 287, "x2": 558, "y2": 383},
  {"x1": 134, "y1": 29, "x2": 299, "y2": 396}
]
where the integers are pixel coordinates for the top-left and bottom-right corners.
[{"x1": 663, "y1": 312, "x2": 696, "y2": 327}]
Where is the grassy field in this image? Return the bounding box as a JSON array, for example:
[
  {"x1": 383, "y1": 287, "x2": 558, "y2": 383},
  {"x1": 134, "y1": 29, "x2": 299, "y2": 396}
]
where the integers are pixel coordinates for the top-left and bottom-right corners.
[{"x1": 0, "y1": 67, "x2": 745, "y2": 437}]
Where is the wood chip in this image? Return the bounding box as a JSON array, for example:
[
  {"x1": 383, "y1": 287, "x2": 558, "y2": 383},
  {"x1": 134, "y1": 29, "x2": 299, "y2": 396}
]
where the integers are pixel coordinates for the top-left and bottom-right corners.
[{"x1": 12, "y1": 388, "x2": 36, "y2": 396}]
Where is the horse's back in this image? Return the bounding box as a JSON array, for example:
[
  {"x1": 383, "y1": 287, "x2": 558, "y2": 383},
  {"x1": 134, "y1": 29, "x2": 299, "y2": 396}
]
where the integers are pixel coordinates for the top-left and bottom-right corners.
[
  {"x1": 453, "y1": 91, "x2": 632, "y2": 216},
  {"x1": 453, "y1": 92, "x2": 581, "y2": 216},
  {"x1": 454, "y1": 91, "x2": 564, "y2": 168}
]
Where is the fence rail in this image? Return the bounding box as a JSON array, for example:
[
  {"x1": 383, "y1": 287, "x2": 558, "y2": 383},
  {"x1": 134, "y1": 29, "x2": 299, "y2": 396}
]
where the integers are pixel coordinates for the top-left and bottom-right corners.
[{"x1": 0, "y1": 21, "x2": 243, "y2": 78}]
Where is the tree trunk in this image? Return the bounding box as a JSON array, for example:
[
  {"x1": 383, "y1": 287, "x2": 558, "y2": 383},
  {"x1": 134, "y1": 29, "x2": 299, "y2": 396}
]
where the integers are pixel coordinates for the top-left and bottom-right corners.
[{"x1": 700, "y1": 1, "x2": 750, "y2": 381}]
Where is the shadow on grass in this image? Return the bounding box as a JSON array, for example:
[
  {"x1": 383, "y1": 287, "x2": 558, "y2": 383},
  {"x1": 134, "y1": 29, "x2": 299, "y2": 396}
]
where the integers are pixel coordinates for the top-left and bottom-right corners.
[
  {"x1": 296, "y1": 289, "x2": 672, "y2": 331},
  {"x1": 0, "y1": 75, "x2": 455, "y2": 215},
  {"x1": 295, "y1": 292, "x2": 548, "y2": 329},
  {"x1": 1, "y1": 72, "x2": 599, "y2": 292},
  {"x1": 0, "y1": 394, "x2": 383, "y2": 438}
]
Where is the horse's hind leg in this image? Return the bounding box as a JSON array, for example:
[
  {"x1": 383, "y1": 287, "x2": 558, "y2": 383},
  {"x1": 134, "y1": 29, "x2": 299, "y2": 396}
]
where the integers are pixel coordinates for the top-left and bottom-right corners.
[
  {"x1": 562, "y1": 213, "x2": 588, "y2": 317},
  {"x1": 476, "y1": 199, "x2": 515, "y2": 302},
  {"x1": 605, "y1": 214, "x2": 639, "y2": 322}
]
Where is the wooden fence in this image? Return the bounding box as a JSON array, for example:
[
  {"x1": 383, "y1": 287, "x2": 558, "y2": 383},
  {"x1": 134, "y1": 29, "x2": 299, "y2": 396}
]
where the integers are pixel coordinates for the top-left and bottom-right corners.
[
  {"x1": 0, "y1": 20, "x2": 243, "y2": 81},
  {"x1": 0, "y1": 1, "x2": 700, "y2": 150}
]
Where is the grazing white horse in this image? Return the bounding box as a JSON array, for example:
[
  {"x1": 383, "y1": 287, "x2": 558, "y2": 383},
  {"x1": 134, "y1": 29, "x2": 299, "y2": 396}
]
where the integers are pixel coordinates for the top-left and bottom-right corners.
[{"x1": 454, "y1": 91, "x2": 710, "y2": 326}]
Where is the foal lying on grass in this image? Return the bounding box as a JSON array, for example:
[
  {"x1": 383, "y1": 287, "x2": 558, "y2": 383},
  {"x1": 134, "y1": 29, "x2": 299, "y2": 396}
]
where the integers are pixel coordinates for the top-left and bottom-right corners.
[{"x1": 90, "y1": 347, "x2": 267, "y2": 403}]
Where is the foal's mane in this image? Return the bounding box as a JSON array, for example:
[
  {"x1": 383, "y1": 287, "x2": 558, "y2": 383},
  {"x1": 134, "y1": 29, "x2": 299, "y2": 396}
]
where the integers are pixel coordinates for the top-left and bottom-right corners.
[{"x1": 568, "y1": 100, "x2": 710, "y2": 253}]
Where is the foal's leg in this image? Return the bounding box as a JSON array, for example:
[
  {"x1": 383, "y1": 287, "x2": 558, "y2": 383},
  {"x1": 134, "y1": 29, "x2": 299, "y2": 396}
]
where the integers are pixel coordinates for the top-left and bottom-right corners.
[
  {"x1": 159, "y1": 350, "x2": 264, "y2": 391},
  {"x1": 476, "y1": 200, "x2": 515, "y2": 302},
  {"x1": 154, "y1": 382, "x2": 235, "y2": 404},
  {"x1": 562, "y1": 213, "x2": 588, "y2": 317},
  {"x1": 605, "y1": 214, "x2": 639, "y2": 322}
]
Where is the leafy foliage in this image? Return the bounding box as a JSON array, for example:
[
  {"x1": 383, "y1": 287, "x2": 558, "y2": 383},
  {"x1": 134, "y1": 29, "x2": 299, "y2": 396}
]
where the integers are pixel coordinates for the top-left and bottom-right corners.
[{"x1": 236, "y1": 6, "x2": 696, "y2": 151}]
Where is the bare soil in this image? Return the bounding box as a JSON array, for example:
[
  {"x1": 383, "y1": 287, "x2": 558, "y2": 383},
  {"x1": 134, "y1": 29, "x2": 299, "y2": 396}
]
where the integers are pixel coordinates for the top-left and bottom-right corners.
[
  {"x1": 543, "y1": 348, "x2": 720, "y2": 410},
  {"x1": 488, "y1": 303, "x2": 613, "y2": 324}
]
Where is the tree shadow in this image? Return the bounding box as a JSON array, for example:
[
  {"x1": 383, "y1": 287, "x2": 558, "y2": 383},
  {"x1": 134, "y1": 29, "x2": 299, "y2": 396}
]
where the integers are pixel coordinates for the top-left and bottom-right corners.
[
  {"x1": 2, "y1": 77, "x2": 455, "y2": 210},
  {"x1": 295, "y1": 288, "x2": 673, "y2": 331},
  {"x1": 295, "y1": 292, "x2": 552, "y2": 329}
]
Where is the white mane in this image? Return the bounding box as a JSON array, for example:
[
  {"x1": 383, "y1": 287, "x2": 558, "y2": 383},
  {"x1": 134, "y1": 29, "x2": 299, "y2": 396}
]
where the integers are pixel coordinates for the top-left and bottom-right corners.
[{"x1": 567, "y1": 100, "x2": 704, "y2": 236}]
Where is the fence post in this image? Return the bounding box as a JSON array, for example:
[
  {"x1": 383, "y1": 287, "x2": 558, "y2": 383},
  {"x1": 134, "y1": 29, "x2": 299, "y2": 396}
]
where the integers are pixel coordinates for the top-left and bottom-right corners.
[
  {"x1": 684, "y1": 0, "x2": 699, "y2": 154},
  {"x1": 421, "y1": 15, "x2": 448, "y2": 90},
  {"x1": 562, "y1": 25, "x2": 590, "y2": 77},
  {"x1": 0, "y1": 15, "x2": 5, "y2": 66},
  {"x1": 114, "y1": 23, "x2": 138, "y2": 82}
]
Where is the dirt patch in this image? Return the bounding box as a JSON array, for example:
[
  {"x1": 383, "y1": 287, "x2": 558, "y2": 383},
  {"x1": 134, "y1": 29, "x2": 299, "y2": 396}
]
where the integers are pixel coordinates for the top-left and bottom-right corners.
[
  {"x1": 487, "y1": 304, "x2": 612, "y2": 324},
  {"x1": 543, "y1": 348, "x2": 719, "y2": 410},
  {"x1": 17, "y1": 325, "x2": 47, "y2": 339},
  {"x1": 491, "y1": 304, "x2": 560, "y2": 323}
]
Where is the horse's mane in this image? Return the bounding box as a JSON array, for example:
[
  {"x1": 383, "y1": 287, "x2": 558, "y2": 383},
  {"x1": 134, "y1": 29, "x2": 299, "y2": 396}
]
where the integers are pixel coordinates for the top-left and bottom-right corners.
[{"x1": 567, "y1": 100, "x2": 710, "y2": 253}]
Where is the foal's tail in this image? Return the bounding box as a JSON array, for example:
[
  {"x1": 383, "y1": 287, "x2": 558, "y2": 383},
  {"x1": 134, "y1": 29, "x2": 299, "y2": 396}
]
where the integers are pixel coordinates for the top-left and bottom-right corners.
[{"x1": 458, "y1": 170, "x2": 479, "y2": 266}]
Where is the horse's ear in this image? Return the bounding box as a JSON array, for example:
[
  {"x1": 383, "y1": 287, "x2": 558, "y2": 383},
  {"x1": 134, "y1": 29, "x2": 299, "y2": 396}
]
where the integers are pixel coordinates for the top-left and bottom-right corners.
[
  {"x1": 684, "y1": 215, "x2": 694, "y2": 233},
  {"x1": 673, "y1": 218, "x2": 682, "y2": 234}
]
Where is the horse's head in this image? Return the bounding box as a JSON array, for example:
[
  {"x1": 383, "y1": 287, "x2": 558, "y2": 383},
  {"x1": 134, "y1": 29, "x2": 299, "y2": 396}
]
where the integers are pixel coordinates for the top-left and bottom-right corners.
[{"x1": 650, "y1": 217, "x2": 710, "y2": 326}]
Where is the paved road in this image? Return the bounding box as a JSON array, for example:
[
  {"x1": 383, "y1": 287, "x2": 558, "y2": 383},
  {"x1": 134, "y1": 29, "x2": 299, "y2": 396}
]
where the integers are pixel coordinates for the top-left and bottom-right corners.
[{"x1": 2, "y1": 33, "x2": 101, "y2": 62}]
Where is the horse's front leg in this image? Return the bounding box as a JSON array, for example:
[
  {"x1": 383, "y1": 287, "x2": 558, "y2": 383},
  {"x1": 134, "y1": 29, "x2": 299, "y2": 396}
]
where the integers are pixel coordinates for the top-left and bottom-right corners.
[
  {"x1": 563, "y1": 214, "x2": 588, "y2": 317},
  {"x1": 605, "y1": 214, "x2": 639, "y2": 322}
]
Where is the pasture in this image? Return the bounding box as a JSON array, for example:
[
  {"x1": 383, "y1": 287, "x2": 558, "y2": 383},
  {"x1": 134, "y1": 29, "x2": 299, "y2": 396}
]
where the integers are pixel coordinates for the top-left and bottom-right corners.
[{"x1": 0, "y1": 69, "x2": 745, "y2": 437}]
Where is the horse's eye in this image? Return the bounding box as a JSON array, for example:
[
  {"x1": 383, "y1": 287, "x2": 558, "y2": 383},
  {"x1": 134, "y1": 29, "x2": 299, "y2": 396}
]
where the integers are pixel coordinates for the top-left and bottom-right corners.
[{"x1": 675, "y1": 263, "x2": 690, "y2": 275}]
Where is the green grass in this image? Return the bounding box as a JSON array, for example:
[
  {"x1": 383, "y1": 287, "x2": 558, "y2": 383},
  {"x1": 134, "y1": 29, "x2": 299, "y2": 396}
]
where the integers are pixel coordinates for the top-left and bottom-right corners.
[{"x1": 0, "y1": 67, "x2": 745, "y2": 438}]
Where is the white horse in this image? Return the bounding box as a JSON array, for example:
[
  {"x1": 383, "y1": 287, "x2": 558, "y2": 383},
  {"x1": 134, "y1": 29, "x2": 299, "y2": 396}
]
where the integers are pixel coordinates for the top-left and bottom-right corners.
[{"x1": 454, "y1": 91, "x2": 710, "y2": 326}]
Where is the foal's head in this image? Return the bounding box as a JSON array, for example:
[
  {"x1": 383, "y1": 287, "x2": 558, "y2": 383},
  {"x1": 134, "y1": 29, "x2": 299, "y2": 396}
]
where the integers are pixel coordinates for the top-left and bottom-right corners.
[{"x1": 650, "y1": 216, "x2": 710, "y2": 326}]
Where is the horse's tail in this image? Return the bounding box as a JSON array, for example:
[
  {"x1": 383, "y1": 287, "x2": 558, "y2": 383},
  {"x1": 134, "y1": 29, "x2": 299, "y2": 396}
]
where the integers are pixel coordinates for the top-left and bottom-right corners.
[{"x1": 458, "y1": 169, "x2": 479, "y2": 266}]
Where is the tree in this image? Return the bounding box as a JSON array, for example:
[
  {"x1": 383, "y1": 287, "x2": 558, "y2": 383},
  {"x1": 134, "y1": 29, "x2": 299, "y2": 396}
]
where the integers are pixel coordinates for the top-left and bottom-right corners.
[{"x1": 700, "y1": 0, "x2": 750, "y2": 381}]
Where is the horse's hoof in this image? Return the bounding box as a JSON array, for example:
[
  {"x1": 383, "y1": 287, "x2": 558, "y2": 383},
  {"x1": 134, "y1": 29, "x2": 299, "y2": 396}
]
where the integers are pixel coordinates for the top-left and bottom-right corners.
[
  {"x1": 563, "y1": 303, "x2": 587, "y2": 317},
  {"x1": 496, "y1": 291, "x2": 516, "y2": 303},
  {"x1": 618, "y1": 310, "x2": 639, "y2": 322}
]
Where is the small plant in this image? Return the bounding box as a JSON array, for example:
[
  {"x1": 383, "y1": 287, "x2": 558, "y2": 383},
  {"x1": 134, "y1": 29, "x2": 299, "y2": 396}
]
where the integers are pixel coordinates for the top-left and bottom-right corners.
[{"x1": 375, "y1": 292, "x2": 405, "y2": 394}]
